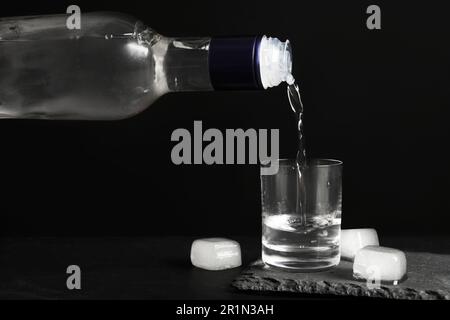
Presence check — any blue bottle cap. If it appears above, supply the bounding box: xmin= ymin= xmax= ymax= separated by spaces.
xmin=209 ymin=36 xmax=264 ymax=90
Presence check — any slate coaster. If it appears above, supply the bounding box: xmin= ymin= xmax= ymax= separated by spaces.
xmin=232 ymin=252 xmax=450 ymax=300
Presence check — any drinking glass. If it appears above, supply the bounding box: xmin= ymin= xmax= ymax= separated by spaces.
xmin=261 ymin=159 xmax=342 ymax=271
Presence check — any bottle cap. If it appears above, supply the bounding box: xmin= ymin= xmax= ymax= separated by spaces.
xmin=258 ymin=35 xmax=294 ymax=88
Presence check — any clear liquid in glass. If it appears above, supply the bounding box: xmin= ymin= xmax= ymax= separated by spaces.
xmin=262 ymin=213 xmax=341 ymax=271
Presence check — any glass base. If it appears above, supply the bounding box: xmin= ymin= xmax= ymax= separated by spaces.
xmin=262 ymin=247 xmax=340 ymax=272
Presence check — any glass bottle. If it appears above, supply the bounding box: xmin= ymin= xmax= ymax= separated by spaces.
xmin=0 ymin=12 xmax=294 ymax=120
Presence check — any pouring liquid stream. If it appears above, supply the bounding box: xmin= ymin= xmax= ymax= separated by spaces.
xmin=287 ymin=80 xmax=307 ymax=225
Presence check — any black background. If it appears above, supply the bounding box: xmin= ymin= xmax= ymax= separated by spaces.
xmin=0 ymin=0 xmax=449 ymax=239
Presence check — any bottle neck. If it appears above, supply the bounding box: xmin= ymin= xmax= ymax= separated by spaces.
xmin=159 ymin=37 xmax=214 ymax=93
xmin=156 ymin=35 xmax=293 ymax=93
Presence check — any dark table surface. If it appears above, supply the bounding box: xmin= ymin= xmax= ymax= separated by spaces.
xmin=0 ymin=235 xmax=448 ymax=299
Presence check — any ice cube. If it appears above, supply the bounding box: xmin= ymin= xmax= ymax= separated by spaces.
xmin=190 ymin=238 xmax=242 ymax=271
xmin=353 ymin=246 xmax=407 ymax=283
xmin=340 ymin=228 xmax=379 ymax=260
